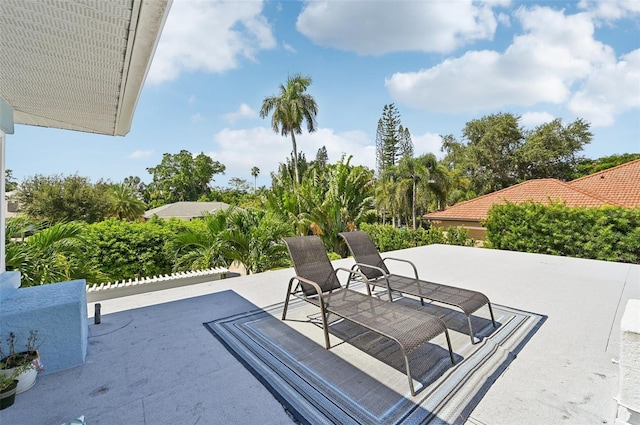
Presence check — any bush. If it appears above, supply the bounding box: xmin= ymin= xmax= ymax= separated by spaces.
xmin=485 ymin=201 xmax=640 ymax=264
xmin=83 ymin=219 xmax=190 ymax=281
xmin=359 ymin=223 xmax=473 ymax=252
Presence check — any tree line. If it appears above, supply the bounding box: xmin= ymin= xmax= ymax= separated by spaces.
xmin=4 ymin=73 xmax=639 ymax=285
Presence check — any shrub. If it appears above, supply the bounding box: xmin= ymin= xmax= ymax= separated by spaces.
xmin=83 ymin=219 xmax=187 ymax=281
xmin=359 ymin=223 xmax=473 ymax=252
xmin=485 ymin=201 xmax=640 ymax=264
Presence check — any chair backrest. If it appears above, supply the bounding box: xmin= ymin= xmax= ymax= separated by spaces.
xmin=283 ymin=236 xmax=342 ymax=296
xmin=339 ymin=231 xmax=389 ymax=279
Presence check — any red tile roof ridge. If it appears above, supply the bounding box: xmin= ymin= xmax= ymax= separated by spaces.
xmin=569 ymin=158 xmax=640 ymax=184
xmin=423 ymin=178 xmax=623 ymax=220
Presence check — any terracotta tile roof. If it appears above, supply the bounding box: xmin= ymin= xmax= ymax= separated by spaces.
xmin=424 ymin=179 xmax=619 ymax=221
xmin=567 ymin=159 xmax=640 ymax=207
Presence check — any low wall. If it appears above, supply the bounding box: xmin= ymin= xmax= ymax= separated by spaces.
xmin=616 ymin=299 xmax=640 ymax=425
xmin=86 ymin=267 xmax=228 ymax=302
xmin=0 ymin=278 xmax=88 ymax=375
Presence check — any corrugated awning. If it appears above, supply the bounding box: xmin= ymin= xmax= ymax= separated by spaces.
xmin=0 ymin=0 xmax=171 ymax=136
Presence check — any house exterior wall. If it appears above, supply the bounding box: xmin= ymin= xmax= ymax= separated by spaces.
xmin=429 ymin=219 xmax=487 ymax=241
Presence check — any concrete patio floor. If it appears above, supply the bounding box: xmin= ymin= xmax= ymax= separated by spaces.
xmin=1 ymin=244 xmax=638 ymax=425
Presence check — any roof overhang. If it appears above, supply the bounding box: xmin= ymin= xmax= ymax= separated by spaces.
xmin=0 ymin=0 xmax=172 ymax=136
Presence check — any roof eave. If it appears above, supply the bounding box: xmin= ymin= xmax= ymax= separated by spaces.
xmin=115 ymin=0 xmax=172 ymax=136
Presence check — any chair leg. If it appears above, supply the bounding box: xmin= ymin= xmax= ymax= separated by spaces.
xmin=281 ymin=279 xmax=294 ymax=320
xmin=488 ymin=302 xmax=497 ymax=328
xmin=467 ymin=315 xmax=476 ymax=344
xmin=444 ymin=328 xmax=456 ymax=365
xmin=320 ymin=308 xmax=331 ymax=349
xmin=403 ymin=352 xmax=416 ymax=396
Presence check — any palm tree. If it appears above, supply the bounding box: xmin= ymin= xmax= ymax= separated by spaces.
xmin=110 ymin=184 xmax=147 ymax=221
xmin=173 ymin=211 xmax=230 ymax=271
xmin=260 ymin=73 xmax=318 ymax=201
xmin=300 ymin=156 xmax=375 ymax=256
xmin=5 ymin=219 xmax=104 ymax=286
xmin=222 ymin=208 xmax=293 ymax=274
xmin=250 ymin=166 xmax=260 ymax=191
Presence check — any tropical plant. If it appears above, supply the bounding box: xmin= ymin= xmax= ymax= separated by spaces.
xmin=109 ymin=184 xmax=147 ymax=221
xmin=5 ymin=220 xmax=102 ymax=286
xmin=260 ymin=73 xmax=318 ymax=209
xmin=173 ymin=211 xmax=231 ymax=271
xmin=300 ymin=156 xmax=375 ymax=256
xmin=222 ymin=208 xmax=293 ymax=274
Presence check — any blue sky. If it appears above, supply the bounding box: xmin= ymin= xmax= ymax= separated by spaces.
xmin=6 ymin=0 xmax=640 ymax=189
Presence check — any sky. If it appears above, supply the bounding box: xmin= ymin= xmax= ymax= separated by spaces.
xmin=5 ymin=0 xmax=640 ymax=189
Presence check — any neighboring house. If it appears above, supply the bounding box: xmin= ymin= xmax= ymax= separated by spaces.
xmin=4 ymin=191 xmax=19 ymax=219
xmin=143 ymin=201 xmax=231 ymax=221
xmin=424 ymin=159 xmax=640 ymax=240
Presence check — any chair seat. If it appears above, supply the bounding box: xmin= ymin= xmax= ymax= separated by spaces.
xmin=319 ymin=288 xmax=449 ymax=354
xmin=371 ymin=274 xmax=490 ymax=316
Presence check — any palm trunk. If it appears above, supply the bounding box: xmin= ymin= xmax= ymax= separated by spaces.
xmin=412 ymin=179 xmax=417 ymax=230
xmin=290 ymin=133 xmax=302 ymax=217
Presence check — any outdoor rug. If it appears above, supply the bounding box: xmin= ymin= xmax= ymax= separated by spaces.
xmin=204 ymin=292 xmax=545 ymax=425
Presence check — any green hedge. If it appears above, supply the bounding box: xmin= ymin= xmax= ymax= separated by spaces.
xmin=359 ymin=223 xmax=474 ymax=252
xmin=485 ymin=201 xmax=640 ymax=264
xmin=82 ymin=218 xmax=191 ymax=282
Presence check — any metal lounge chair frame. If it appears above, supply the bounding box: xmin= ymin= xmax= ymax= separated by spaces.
xmin=339 ymin=231 xmax=497 ymax=344
xmin=282 ymin=235 xmax=455 ymax=396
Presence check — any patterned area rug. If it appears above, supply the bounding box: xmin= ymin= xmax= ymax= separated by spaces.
xmin=204 ymin=293 xmax=545 ymax=425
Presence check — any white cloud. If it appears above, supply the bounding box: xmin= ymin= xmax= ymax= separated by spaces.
xmin=127 ymin=150 xmax=154 ymax=160
xmin=282 ymin=42 xmax=296 ymax=53
xmin=208 ymin=127 xmax=374 ymax=184
xmin=222 ymin=103 xmax=258 ymax=123
xmin=191 ymin=113 xmax=204 ymax=123
xmin=520 ymin=111 xmax=555 ymax=127
xmin=411 ymin=133 xmax=444 ymax=159
xmin=188 ymin=95 xmax=196 ymax=105
xmin=568 ymin=49 xmax=640 ymax=126
xmin=296 ymin=1 xmax=501 ymax=55
xmin=578 ymin=0 xmax=640 ymax=20
xmin=147 ymin=0 xmax=276 ymax=84
xmin=385 ymin=6 xmax=624 ymax=121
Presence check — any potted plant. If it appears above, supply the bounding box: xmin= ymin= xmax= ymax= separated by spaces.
xmin=0 ymin=331 xmax=43 ymax=394
xmin=0 ymin=374 xmax=18 ymax=410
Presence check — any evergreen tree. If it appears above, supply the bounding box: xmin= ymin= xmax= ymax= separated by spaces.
xmin=375 ymin=104 xmax=413 ymax=176
xmin=315 ymin=146 xmax=329 ymax=168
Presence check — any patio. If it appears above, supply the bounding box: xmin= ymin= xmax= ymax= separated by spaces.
xmin=1 ymin=243 xmax=638 ymax=425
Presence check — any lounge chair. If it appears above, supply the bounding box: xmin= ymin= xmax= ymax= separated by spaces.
xmin=282 ymin=235 xmax=455 ymax=396
xmin=339 ymin=231 xmax=496 ymax=344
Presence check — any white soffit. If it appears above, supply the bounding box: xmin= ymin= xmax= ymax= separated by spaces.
xmin=0 ymin=0 xmax=171 ymax=136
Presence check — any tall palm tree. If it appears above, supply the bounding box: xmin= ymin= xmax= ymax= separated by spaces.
xmin=396 ymin=156 xmax=426 ymax=229
xmin=250 ymin=166 xmax=260 ymax=191
xmin=260 ymin=74 xmax=318 ymax=195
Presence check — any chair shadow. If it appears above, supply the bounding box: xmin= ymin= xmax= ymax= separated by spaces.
xmin=374 ymin=291 xmax=502 ymax=341
xmin=308 ymin=314 xmax=461 ymax=389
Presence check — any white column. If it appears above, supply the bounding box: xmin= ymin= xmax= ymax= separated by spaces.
xmin=1 ymin=129 xmax=5 ymax=272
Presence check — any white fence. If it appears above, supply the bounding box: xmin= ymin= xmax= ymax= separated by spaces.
xmin=86 ymin=267 xmax=229 ymax=302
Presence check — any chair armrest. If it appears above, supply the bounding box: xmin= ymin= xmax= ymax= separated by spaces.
xmin=335 ymin=267 xmax=372 ymax=295
xmin=292 ymin=275 xmax=327 ymax=308
xmin=382 ymin=257 xmax=420 ymax=280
